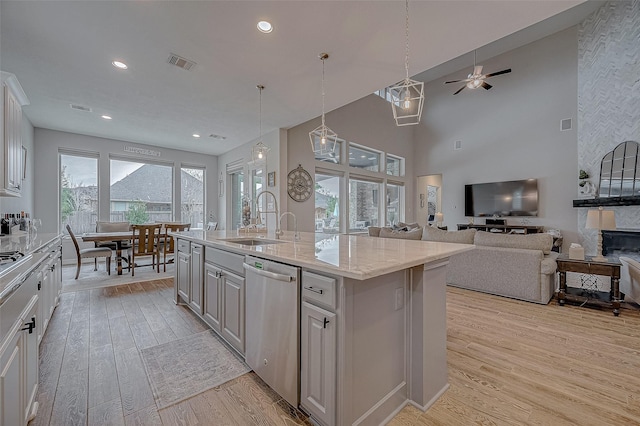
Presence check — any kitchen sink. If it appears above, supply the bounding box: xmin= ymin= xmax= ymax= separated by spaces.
xmin=221 ymin=238 xmax=285 ymax=246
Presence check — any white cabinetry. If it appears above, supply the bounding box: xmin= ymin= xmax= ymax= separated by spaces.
xmin=176 ymin=240 xmax=190 ymax=302
xmin=203 ymin=247 xmax=245 ymax=355
xmin=36 ymin=239 xmax=62 ymax=344
xmin=0 ymin=72 xmax=29 ymax=197
xmin=300 ymin=271 xmax=337 ymax=426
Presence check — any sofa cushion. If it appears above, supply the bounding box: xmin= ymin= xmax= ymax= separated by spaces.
xmin=474 ymin=231 xmax=552 ymax=254
xmin=368 ymin=226 xmax=381 ymax=237
xmin=379 ymin=227 xmax=423 ymax=240
xmin=422 ymin=226 xmax=476 ymax=244
xmin=398 ymin=222 xmax=420 ymax=230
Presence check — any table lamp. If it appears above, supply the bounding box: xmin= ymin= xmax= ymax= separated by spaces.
xmin=585 ymin=206 xmax=616 ymax=262
xmin=435 ymin=212 xmax=444 ymax=228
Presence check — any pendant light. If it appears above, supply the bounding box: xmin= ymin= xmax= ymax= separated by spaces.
xmin=309 ymin=53 xmax=338 ymax=155
xmin=251 ymin=84 xmax=270 ymax=164
xmin=389 ymin=0 xmax=424 ymax=126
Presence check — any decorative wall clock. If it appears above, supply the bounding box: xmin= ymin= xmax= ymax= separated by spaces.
xmin=287 ymin=164 xmax=313 ymax=202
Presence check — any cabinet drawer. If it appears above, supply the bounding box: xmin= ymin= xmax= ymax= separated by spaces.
xmin=205 ymin=247 xmax=244 ymax=276
xmin=177 ymin=239 xmax=190 ymax=253
xmin=302 ymin=271 xmax=336 ymax=311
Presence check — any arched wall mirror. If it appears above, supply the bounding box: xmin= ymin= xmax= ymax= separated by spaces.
xmin=598 ymin=141 xmax=640 ymax=198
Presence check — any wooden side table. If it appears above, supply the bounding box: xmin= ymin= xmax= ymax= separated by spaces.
xmin=556 ymin=254 xmax=621 ymax=316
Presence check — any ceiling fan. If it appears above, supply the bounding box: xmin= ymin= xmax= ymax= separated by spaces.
xmin=445 ymin=51 xmax=511 ymax=95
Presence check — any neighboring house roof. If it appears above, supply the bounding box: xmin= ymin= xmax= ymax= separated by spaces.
xmin=110 ymin=164 xmax=203 ymax=203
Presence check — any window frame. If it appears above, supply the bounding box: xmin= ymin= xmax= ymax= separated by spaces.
xmin=59 ymin=150 xmax=100 ymax=234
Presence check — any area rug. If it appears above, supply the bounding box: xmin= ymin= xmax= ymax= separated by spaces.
xmin=140 ymin=329 xmax=250 ymax=409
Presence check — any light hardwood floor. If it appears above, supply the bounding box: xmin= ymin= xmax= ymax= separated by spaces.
xmin=32 ymin=280 xmax=640 ymax=425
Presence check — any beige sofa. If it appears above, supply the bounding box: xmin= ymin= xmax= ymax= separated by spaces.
xmin=422 ymin=227 xmax=557 ymax=304
xmin=370 ymin=225 xmax=557 ymax=304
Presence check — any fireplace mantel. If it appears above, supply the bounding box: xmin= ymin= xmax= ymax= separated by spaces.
xmin=573 ymin=196 xmax=640 ymax=208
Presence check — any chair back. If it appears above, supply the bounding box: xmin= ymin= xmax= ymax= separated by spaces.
xmin=207 ymin=222 xmax=218 ymax=231
xmin=66 ymin=224 xmax=81 ymax=256
xmin=131 ymin=224 xmax=161 ymax=256
xmin=97 ymin=221 xmax=130 ymax=233
xmin=163 ymin=223 xmax=191 ymax=253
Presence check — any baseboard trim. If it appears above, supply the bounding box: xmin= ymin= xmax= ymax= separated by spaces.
xmin=352 ymin=381 xmax=406 ymax=426
xmin=409 ymin=383 xmax=449 ymax=412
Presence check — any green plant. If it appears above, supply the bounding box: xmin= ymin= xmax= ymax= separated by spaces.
xmin=579 ymin=169 xmax=589 ymax=179
xmin=125 ymin=201 xmax=149 ymax=224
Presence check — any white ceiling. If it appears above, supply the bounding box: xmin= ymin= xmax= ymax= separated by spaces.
xmin=0 ymin=1 xmax=601 ymax=156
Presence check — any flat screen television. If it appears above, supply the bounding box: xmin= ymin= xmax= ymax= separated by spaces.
xmin=465 ymin=179 xmax=538 ymax=217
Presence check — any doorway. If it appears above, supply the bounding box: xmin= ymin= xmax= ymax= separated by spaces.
xmin=417 ymin=174 xmax=442 ymax=226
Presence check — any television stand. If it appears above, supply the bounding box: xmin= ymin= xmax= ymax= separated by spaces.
xmin=457 ymin=224 xmax=543 ymax=234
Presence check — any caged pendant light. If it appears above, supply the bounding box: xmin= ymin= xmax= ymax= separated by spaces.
xmin=309 ymin=53 xmax=338 ymax=155
xmin=389 ymin=0 xmax=424 ymax=126
xmin=251 ymin=84 xmax=270 ymax=164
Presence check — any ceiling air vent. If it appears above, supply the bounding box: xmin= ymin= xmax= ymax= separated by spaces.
xmin=70 ymin=104 xmax=92 ymax=112
xmin=209 ymin=134 xmax=227 ymax=140
xmin=167 ymin=53 xmax=196 ymax=71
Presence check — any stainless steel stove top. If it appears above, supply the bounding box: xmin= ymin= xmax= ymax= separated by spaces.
xmin=0 ymin=251 xmax=27 ymax=276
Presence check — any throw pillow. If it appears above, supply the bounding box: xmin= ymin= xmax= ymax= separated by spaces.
xmin=421 ymin=226 xmax=476 ymax=244
xmin=379 ymin=227 xmax=423 ymax=240
xmin=368 ymin=226 xmax=381 ymax=237
xmin=474 ymin=231 xmax=552 ymax=254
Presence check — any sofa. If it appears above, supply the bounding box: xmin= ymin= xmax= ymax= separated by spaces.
xmin=370 ymin=225 xmax=557 ymax=304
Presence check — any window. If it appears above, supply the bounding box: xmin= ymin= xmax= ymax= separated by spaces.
xmin=110 ymin=159 xmax=173 ymax=224
xmin=386 ymin=183 xmax=404 ymax=226
xmin=349 ymin=178 xmax=380 ymax=232
xmin=315 ymin=139 xmax=343 ymax=164
xmin=230 ymin=170 xmax=244 ymax=230
xmin=386 ymin=154 xmax=404 ymax=177
xmin=181 ymin=166 xmax=205 ymax=229
xmin=349 ymin=144 xmax=380 ymax=172
xmin=315 ymin=173 xmax=341 ymax=234
xmin=60 ymin=153 xmax=98 ymax=234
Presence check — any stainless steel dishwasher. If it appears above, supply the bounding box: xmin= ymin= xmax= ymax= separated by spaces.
xmin=243 ymin=255 xmax=300 ymax=408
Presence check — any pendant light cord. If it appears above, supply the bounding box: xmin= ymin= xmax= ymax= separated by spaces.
xmin=404 ymin=0 xmax=410 ymax=80
xmin=259 ymin=86 xmax=262 ymax=139
xmin=321 ymin=57 xmax=326 ymax=127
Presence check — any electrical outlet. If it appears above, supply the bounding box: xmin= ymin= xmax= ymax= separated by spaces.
xmin=394 ymin=287 xmax=404 ymax=311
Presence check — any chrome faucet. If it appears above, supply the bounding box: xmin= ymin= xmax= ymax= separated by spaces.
xmin=279 ymin=212 xmax=300 ymax=241
xmin=255 ymin=190 xmax=282 ymax=238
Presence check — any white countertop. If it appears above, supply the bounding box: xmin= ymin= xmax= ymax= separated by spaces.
xmin=173 ymin=230 xmax=474 ymax=280
xmin=0 ymin=232 xmax=62 ymax=256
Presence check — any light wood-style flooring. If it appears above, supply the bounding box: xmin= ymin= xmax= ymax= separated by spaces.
xmin=32 ymin=279 xmax=640 ymax=425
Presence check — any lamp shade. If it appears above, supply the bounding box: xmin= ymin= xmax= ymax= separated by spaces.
xmin=585 ymin=208 xmax=616 ymax=230
xmin=435 ymin=212 xmax=444 ymax=223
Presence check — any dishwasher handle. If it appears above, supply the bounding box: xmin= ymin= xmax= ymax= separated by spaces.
xmin=243 ymin=262 xmax=296 ymax=282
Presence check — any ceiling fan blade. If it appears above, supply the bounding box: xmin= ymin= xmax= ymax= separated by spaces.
xmin=481 ymin=82 xmax=492 ymax=90
xmin=484 ymin=68 xmax=511 ymax=78
xmin=445 ymin=79 xmax=465 ymax=84
xmin=453 ymin=86 xmax=466 ymax=95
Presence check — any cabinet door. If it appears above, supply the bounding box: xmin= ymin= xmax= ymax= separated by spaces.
xmin=1 ymin=329 xmax=23 ymax=426
xmin=203 ymin=263 xmax=222 ymax=332
xmin=189 ymin=244 xmax=203 ymax=314
xmin=4 ymin=84 xmax=22 ymax=193
xmin=221 ymin=270 xmax=245 ymax=355
xmin=23 ymin=298 xmax=39 ymax=423
xmin=177 ymin=251 xmax=190 ymax=301
xmin=300 ymin=301 xmax=336 ymax=426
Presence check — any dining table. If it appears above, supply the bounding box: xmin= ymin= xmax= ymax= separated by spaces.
xmin=81 ymin=231 xmax=134 ymax=275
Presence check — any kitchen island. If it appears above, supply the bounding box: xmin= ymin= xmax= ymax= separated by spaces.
xmin=172 ymin=230 xmax=473 ymax=426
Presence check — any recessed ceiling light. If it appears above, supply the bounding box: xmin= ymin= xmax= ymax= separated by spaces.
xmin=193 ymin=134 xmax=201 ymax=138
xmin=257 ymin=21 xmax=273 ymax=33
xmin=360 ymin=155 xmax=366 ymax=158
xmin=101 ymin=115 xmax=112 ymax=120
xmin=112 ymin=60 xmax=128 ymax=70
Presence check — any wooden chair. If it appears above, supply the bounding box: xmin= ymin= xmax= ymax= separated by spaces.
xmin=128 ymin=224 xmax=161 ymax=276
xmin=96 ymin=221 xmax=132 ymax=265
xmin=158 ymin=223 xmax=191 ymax=272
xmin=66 ymin=224 xmax=112 ymax=279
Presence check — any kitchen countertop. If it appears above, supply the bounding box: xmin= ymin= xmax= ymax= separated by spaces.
xmin=0 ymin=232 xmax=62 ymax=255
xmin=173 ymin=230 xmax=474 ymax=280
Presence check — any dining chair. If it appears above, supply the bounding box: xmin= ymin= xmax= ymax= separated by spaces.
xmin=66 ymin=224 xmax=112 ymax=279
xmin=96 ymin=221 xmax=132 ymax=265
xmin=207 ymin=221 xmax=218 ymax=231
xmin=158 ymin=223 xmax=191 ymax=272
xmin=128 ymin=224 xmax=162 ymax=276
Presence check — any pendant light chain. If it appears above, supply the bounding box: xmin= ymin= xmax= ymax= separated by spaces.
xmin=259 ymin=85 xmax=263 ymax=139
xmin=404 ymin=0 xmax=410 ymax=80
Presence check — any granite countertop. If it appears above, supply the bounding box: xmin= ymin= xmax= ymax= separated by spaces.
xmin=172 ymin=230 xmax=474 ymax=280
xmin=0 ymin=232 xmax=62 ymax=255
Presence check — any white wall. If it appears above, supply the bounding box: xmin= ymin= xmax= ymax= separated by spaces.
xmin=33 ymin=128 xmax=218 ymax=235
xmin=414 ymin=27 xmax=580 ymax=249
xmin=0 ymin=116 xmax=35 ymax=215
xmin=286 ymin=94 xmax=415 ymax=232
xmin=216 ymin=128 xmax=287 ymax=231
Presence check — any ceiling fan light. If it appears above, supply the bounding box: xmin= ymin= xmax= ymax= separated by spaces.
xmin=467 ymin=79 xmax=482 ymax=89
